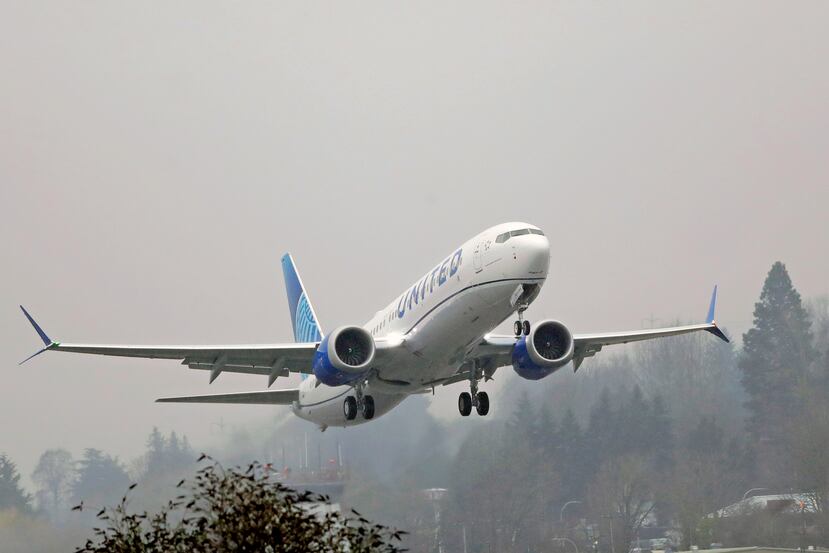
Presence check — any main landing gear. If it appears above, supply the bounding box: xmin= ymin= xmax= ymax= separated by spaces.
xmin=458 ymin=366 xmax=490 ymax=417
xmin=513 ymin=305 xmax=531 ymax=336
xmin=343 ymin=383 xmax=374 ymax=421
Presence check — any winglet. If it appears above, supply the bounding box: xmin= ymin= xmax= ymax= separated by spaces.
xmin=706 ymin=285 xmax=718 ymax=324
xmin=703 ymin=286 xmax=730 ymax=343
xmin=19 ymin=306 xmax=58 ymax=364
xmin=20 ymin=305 xmax=51 ymax=345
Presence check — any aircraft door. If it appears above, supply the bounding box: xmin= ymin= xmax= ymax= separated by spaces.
xmin=473 ymin=242 xmax=483 ymax=272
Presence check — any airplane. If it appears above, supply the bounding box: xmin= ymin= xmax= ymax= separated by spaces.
xmin=20 ymin=222 xmax=729 ymax=429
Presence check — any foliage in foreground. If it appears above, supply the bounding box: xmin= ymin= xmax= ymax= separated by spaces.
xmin=76 ymin=455 xmax=405 ymax=553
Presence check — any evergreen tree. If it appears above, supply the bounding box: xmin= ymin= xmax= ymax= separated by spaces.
xmin=739 ymin=262 xmax=815 ymax=480
xmin=71 ymin=449 xmax=130 ymax=507
xmin=557 ymin=407 xmax=586 ymax=500
xmin=0 ymin=453 xmax=32 ymax=513
xmin=535 ymin=404 xmax=558 ymax=456
xmin=507 ymin=391 xmax=538 ymax=446
xmin=144 ymin=427 xmax=166 ymax=477
xmin=585 ymin=387 xmax=616 ymax=478
xmin=618 ymin=385 xmax=651 ymax=454
xmin=143 ymin=428 xmax=195 ymax=479
xmin=648 ymin=394 xmax=674 ymax=470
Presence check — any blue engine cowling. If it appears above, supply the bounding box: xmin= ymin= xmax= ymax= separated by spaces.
xmin=313 ymin=325 xmax=376 ymax=387
xmin=512 ymin=320 xmax=575 ymax=380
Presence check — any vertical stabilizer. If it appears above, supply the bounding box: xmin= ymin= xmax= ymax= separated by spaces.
xmin=281 ymin=254 xmax=323 ymax=343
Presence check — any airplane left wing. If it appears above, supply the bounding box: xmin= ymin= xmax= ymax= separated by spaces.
xmin=470 ymin=286 xmax=729 ymax=375
xmin=19 ymin=306 xmax=316 ymax=385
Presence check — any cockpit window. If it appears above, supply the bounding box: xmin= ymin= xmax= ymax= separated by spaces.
xmin=496 ymin=228 xmax=543 ymax=243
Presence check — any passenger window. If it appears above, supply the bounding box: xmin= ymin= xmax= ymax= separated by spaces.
xmin=510 ymin=228 xmax=530 ymax=237
xmin=496 ymin=232 xmax=510 ymax=243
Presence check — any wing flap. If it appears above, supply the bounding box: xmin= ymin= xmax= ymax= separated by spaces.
xmin=156 ymin=389 xmax=299 ymax=405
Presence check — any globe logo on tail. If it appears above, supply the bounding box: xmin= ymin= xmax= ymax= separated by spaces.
xmin=295 ymin=293 xmax=321 ymax=343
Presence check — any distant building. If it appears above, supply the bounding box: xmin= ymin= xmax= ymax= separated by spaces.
xmin=708 ymin=494 xmax=820 ymax=519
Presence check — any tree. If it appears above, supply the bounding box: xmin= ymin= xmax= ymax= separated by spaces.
xmin=668 ymin=417 xmax=748 ymax=548
xmin=31 ymin=448 xmax=74 ymax=521
xmin=143 ymin=427 xmax=195 ymax=479
xmin=739 ymin=262 xmax=816 ymax=483
xmin=0 ymin=454 xmax=31 ymax=513
xmin=588 ymin=454 xmax=654 ymax=553
xmin=556 ymin=408 xmax=586 ymax=502
xmin=632 ymin=327 xmax=741 ymax=438
xmin=648 ymin=395 xmax=674 ymax=471
xmin=71 ymin=449 xmax=130 ymax=508
xmin=77 ymin=457 xmax=405 ymax=552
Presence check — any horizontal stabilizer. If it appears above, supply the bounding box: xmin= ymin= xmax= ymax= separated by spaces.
xmin=156 ymin=388 xmax=299 ymax=405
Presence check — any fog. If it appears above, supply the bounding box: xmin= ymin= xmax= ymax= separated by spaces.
xmin=1 ymin=1 xmax=828 ymax=551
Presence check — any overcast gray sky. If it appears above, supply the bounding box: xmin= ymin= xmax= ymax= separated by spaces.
xmin=2 ymin=1 xmax=827 ymax=484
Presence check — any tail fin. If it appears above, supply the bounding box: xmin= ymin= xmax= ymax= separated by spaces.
xmin=281 ymin=254 xmax=323 ymax=343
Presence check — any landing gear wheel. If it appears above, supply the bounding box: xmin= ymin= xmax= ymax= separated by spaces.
xmin=475 ymin=392 xmax=490 ymax=416
xmin=522 ymin=320 xmax=531 ymax=336
xmin=362 ymin=395 xmax=375 ymax=420
xmin=343 ymin=396 xmax=358 ymax=421
xmin=458 ymin=392 xmax=472 ymax=417
xmin=514 ymin=320 xmax=522 ymax=336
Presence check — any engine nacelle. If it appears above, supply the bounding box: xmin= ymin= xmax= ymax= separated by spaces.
xmin=512 ymin=320 xmax=575 ymax=380
xmin=313 ymin=326 xmax=376 ymax=386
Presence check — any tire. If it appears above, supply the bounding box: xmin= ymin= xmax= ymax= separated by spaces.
xmin=476 ymin=391 xmax=490 ymax=416
xmin=458 ymin=392 xmax=472 ymax=416
xmin=362 ymin=395 xmax=375 ymax=420
xmin=343 ymin=396 xmax=358 ymax=420
xmin=514 ymin=321 xmax=522 ymax=336
xmin=522 ymin=320 xmax=531 ymax=336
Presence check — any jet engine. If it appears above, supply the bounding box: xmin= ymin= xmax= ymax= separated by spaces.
xmin=313 ymin=326 xmax=376 ymax=386
xmin=511 ymin=320 xmax=574 ymax=380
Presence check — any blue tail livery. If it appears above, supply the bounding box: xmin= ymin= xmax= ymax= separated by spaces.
xmin=281 ymin=254 xmax=323 ymax=343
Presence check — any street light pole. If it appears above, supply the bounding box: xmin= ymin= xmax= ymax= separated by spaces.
xmin=561 ymin=500 xmax=583 ymax=523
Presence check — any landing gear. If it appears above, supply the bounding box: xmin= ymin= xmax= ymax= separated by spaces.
xmin=458 ymin=392 xmax=472 ymax=416
xmin=343 ymin=396 xmax=358 ymax=420
xmin=362 ymin=395 xmax=375 ymax=419
xmin=345 ymin=382 xmax=375 ymax=421
xmin=514 ymin=306 xmax=530 ymax=336
xmin=476 ymin=391 xmax=489 ymax=416
xmin=458 ymin=364 xmax=490 ymax=417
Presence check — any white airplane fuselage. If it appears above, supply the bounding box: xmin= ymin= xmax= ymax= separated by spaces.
xmin=292 ymin=222 xmax=550 ymax=427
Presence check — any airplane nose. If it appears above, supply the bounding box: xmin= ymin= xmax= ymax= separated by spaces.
xmin=517 ymin=235 xmax=550 ymax=277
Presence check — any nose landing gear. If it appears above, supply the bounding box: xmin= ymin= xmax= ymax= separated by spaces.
xmin=513 ymin=306 xmax=531 ymax=336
